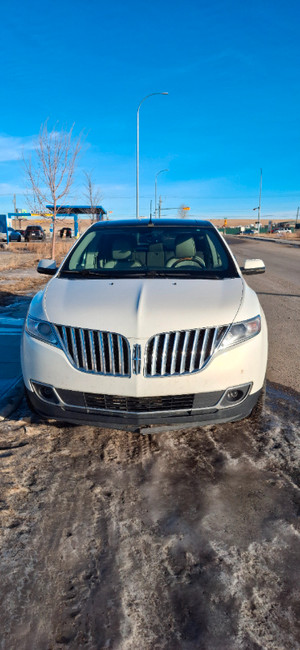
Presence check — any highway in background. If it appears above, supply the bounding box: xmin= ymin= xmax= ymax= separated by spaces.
xmin=226 ymin=236 xmax=300 ymax=392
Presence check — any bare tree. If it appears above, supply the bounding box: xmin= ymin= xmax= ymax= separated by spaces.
xmin=177 ymin=204 xmax=190 ymax=219
xmin=83 ymin=171 xmax=102 ymax=223
xmin=24 ymin=121 xmax=82 ymax=258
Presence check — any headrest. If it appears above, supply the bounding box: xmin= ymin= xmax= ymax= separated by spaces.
xmin=148 ymin=242 xmax=163 ymax=252
xmin=175 ymin=235 xmax=196 ymax=258
xmin=112 ymin=236 xmax=133 ymax=260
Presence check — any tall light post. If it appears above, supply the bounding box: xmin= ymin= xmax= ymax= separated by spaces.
xmin=253 ymin=168 xmax=262 ymax=231
xmin=155 ymin=169 xmax=168 ymax=218
xmin=136 ymin=92 xmax=168 ymax=219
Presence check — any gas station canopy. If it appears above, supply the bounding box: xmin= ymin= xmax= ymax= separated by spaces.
xmin=46 ymin=205 xmax=106 ymax=217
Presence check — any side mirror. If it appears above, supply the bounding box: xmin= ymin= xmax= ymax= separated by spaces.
xmin=37 ymin=259 xmax=58 ymax=275
xmin=240 ymin=259 xmax=265 ymax=275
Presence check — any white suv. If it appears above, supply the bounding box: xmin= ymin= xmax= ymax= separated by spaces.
xmin=21 ymin=219 xmax=268 ymax=431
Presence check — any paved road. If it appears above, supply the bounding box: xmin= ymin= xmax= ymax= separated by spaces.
xmin=226 ymin=236 xmax=300 ymax=392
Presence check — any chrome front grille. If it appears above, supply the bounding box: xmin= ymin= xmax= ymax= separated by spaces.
xmin=145 ymin=327 xmax=228 ymax=377
xmin=55 ymin=325 xmax=130 ymax=376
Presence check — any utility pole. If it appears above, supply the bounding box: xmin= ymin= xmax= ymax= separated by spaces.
xmin=13 ymin=194 xmax=17 ymax=229
xmin=296 ymin=206 xmax=299 ymax=225
xmin=253 ymin=168 xmax=262 ymax=231
xmin=150 ymin=200 xmax=152 ymax=220
xmin=258 ymin=168 xmax=262 ymax=232
xmin=159 ymin=195 xmax=162 ymax=218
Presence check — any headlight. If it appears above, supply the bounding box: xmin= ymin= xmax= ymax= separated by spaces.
xmin=25 ymin=316 xmax=61 ymax=347
xmin=219 ymin=315 xmax=261 ymax=350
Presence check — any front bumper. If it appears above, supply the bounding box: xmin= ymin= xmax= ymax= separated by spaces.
xmin=26 ymin=384 xmax=261 ymax=431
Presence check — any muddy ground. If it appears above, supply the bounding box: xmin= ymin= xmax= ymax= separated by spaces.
xmin=0 ymin=243 xmax=300 ymax=649
xmin=0 ymin=386 xmax=300 ymax=650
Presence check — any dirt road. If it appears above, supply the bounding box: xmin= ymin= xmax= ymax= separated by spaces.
xmin=0 ymin=385 xmax=300 ymax=650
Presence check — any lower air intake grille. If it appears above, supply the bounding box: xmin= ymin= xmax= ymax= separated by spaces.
xmin=145 ymin=326 xmax=227 ymax=377
xmin=55 ymin=325 xmax=130 ymax=376
xmin=85 ymin=393 xmax=195 ymax=413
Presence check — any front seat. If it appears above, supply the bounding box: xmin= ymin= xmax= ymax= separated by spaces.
xmin=104 ymin=236 xmax=142 ymax=269
xmin=166 ymin=235 xmax=205 ymax=268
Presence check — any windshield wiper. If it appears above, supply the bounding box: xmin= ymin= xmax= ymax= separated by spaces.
xmin=59 ymin=269 xmax=108 ymax=277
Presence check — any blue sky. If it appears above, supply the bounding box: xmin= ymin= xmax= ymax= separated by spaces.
xmin=0 ymin=0 xmax=299 ymax=220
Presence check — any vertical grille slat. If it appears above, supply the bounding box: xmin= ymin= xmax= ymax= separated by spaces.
xmin=55 ymin=325 xmax=130 ymax=376
xmin=189 ymin=328 xmax=200 ymax=372
xmin=79 ymin=329 xmax=89 ymax=370
xmin=70 ymin=327 xmax=80 ymax=367
xmin=200 ymin=328 xmax=210 ymax=368
xmin=88 ymin=331 xmax=97 ymax=372
xmin=151 ymin=336 xmax=159 ymax=376
xmin=146 ymin=325 xmax=224 ymax=377
xmin=180 ymin=331 xmax=189 ymax=374
xmin=170 ymin=331 xmax=180 ymax=375
xmin=211 ymin=327 xmax=219 ymax=355
xmin=97 ymin=332 xmax=105 ymax=373
xmin=118 ymin=335 xmax=124 ymax=375
xmin=108 ymin=333 xmax=115 ymax=375
xmin=161 ymin=333 xmax=170 ymax=376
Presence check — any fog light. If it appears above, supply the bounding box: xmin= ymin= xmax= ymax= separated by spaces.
xmin=32 ymin=382 xmax=59 ymax=404
xmin=41 ymin=386 xmax=55 ymax=400
xmin=220 ymin=384 xmax=251 ymax=408
xmin=226 ymin=389 xmax=244 ymax=402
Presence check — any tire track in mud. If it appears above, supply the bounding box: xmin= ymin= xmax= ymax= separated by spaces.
xmin=0 ymin=387 xmax=299 ymax=650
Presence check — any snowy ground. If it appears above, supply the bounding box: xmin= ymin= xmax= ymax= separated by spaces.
xmin=0 ymin=386 xmax=299 ymax=650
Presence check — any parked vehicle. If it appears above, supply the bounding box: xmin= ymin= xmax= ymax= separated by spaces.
xmin=0 ymin=227 xmax=22 ymax=242
xmin=22 ymin=219 xmax=268 ymax=431
xmin=60 ymin=227 xmax=72 ymax=238
xmin=24 ymin=225 xmax=46 ymax=241
xmin=273 ymin=228 xmax=292 ymax=235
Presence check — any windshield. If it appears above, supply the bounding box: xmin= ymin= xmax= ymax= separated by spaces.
xmin=60 ymin=225 xmax=238 ymax=279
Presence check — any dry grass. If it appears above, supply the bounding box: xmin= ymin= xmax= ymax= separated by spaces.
xmin=0 ymin=240 xmax=74 ymax=272
xmin=0 ymin=276 xmax=48 ymax=297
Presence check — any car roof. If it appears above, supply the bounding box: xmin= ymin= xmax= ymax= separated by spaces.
xmin=91 ymin=218 xmax=214 ymax=229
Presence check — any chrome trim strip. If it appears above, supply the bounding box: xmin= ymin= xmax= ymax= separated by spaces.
xmin=79 ymin=329 xmax=88 ymax=370
xmin=118 ymin=335 xmax=124 ymax=375
xmin=108 ymin=333 xmax=115 ymax=375
xmin=211 ymin=327 xmax=219 ymax=355
xmin=200 ymin=328 xmax=210 ymax=368
xmin=151 ymin=336 xmax=159 ymax=376
xmin=170 ymin=331 xmax=180 ymax=375
xmin=98 ymin=331 xmax=106 ymax=373
xmin=89 ymin=330 xmax=97 ymax=372
xmin=189 ymin=329 xmax=200 ymax=372
xmin=180 ymin=330 xmax=189 ymax=374
xmin=61 ymin=325 xmax=69 ymax=352
xmin=70 ymin=327 xmax=80 ymax=366
xmin=161 ymin=333 xmax=170 ymax=375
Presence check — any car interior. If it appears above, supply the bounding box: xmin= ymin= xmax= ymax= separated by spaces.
xmin=65 ymin=227 xmax=232 ymax=274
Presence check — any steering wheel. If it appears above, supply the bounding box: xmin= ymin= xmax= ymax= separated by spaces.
xmin=169 ymin=256 xmax=205 ymax=268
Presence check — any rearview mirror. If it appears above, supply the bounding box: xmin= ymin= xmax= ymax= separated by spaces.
xmin=240 ymin=259 xmax=265 ymax=275
xmin=37 ymin=259 xmax=58 ymax=275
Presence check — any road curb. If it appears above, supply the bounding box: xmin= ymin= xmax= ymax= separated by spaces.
xmin=237 ymin=235 xmax=300 ymax=247
xmin=0 ymin=376 xmax=24 ymax=421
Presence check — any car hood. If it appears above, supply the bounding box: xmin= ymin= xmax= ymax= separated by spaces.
xmin=42 ymin=277 xmax=244 ymax=340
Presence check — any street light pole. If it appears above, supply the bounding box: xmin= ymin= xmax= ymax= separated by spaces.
xmin=258 ymin=168 xmax=262 ymax=231
xmin=136 ymin=92 xmax=168 ymax=220
xmin=155 ymin=169 xmax=168 ymax=218
xmin=253 ymin=168 xmax=262 ymax=231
